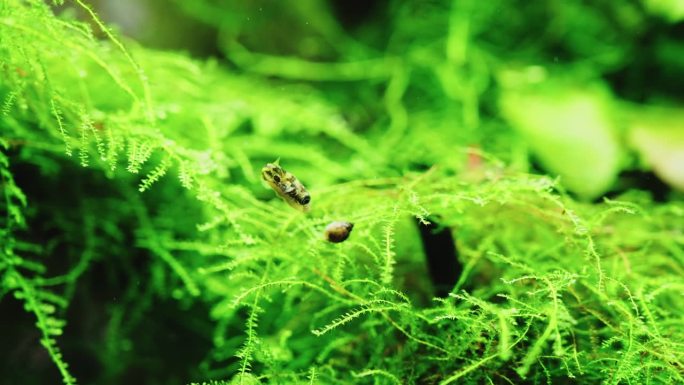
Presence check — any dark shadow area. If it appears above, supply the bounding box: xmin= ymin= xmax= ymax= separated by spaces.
xmin=415 ymin=217 xmax=462 ymax=298
xmin=3 ymin=152 xmax=213 ymax=385
xmin=604 ymin=19 xmax=684 ymax=103
xmin=600 ymin=170 xmax=672 ymax=203
xmin=329 ymin=0 xmax=388 ymax=30
xmin=0 ymin=297 xmax=62 ymax=385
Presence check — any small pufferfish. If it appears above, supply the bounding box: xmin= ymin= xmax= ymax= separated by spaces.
xmin=261 ymin=160 xmax=311 ymax=212
xmin=324 ymin=221 xmax=354 ymax=243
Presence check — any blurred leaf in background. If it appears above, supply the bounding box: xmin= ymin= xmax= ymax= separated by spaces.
xmin=628 ymin=105 xmax=684 ymax=190
xmin=499 ymin=72 xmax=623 ymax=199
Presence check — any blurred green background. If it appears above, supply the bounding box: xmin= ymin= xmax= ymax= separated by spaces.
xmin=84 ymin=0 xmax=684 ymax=199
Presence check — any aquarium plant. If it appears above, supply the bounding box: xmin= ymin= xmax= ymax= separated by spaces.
xmin=1 ymin=1 xmax=683 ymax=384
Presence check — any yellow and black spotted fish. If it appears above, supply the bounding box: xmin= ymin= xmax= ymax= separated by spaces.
xmin=261 ymin=160 xmax=311 ymax=212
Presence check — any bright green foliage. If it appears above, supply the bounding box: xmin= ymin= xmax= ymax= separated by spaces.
xmin=1 ymin=1 xmax=683 ymax=385
xmin=643 ymin=0 xmax=684 ymax=22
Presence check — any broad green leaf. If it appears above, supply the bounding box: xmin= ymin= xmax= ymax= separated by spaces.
xmin=628 ymin=106 xmax=684 ymax=191
xmin=500 ymin=78 xmax=621 ymax=199
xmin=643 ymin=0 xmax=684 ymax=22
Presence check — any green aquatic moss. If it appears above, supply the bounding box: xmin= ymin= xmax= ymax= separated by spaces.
xmin=1 ymin=1 xmax=683 ymax=384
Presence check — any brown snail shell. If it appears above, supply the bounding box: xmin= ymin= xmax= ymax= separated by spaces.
xmin=324 ymin=221 xmax=354 ymax=243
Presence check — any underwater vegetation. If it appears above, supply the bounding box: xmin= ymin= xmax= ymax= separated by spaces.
xmin=1 ymin=0 xmax=684 ymax=384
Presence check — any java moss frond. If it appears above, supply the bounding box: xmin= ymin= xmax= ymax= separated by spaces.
xmin=1 ymin=1 xmax=684 ymax=385
xmin=1 ymin=141 xmax=75 ymax=384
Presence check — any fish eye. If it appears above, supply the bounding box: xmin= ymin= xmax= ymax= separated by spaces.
xmin=300 ymin=196 xmax=310 ymax=204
